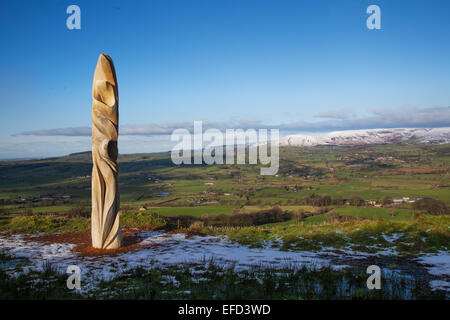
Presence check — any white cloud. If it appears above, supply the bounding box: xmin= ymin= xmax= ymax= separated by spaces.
xmin=4 ymin=106 xmax=449 ymax=159
xmin=16 ymin=106 xmax=450 ymax=137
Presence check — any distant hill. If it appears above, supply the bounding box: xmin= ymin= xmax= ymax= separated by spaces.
xmin=68 ymin=151 xmax=91 ymax=156
xmin=278 ymin=127 xmax=450 ymax=147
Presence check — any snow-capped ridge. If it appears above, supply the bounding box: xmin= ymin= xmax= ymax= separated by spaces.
xmin=279 ymin=127 xmax=450 ymax=147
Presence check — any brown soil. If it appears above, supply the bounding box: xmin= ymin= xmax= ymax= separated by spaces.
xmin=22 ymin=227 xmax=164 ymax=257
xmin=20 ymin=227 xmax=204 ymax=257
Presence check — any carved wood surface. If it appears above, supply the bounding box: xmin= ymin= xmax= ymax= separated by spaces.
xmin=91 ymin=54 xmax=121 ymax=249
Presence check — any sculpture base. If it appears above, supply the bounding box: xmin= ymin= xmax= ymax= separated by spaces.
xmin=92 ymin=234 xmax=122 ymax=249
xmin=91 ymin=218 xmax=122 ymax=249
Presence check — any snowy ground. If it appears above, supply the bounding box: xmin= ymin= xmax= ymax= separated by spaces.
xmin=417 ymin=252 xmax=450 ymax=291
xmin=0 ymin=230 xmax=449 ymax=294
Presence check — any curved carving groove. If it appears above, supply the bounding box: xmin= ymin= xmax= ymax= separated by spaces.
xmin=91 ymin=54 xmax=121 ymax=249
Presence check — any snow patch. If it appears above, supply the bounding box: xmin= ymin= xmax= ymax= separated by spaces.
xmin=2 ymin=232 xmax=449 ymax=293
xmin=417 ymin=251 xmax=450 ymax=277
xmin=0 ymin=232 xmax=345 ymax=292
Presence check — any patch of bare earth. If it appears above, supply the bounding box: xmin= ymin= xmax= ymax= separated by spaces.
xmin=21 ymin=228 xmax=204 ymax=258
xmin=22 ymin=227 xmax=161 ymax=257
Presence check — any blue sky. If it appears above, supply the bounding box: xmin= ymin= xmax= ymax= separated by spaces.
xmin=1 ymin=0 xmax=450 ymax=158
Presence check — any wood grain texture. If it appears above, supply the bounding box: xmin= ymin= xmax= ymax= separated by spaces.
xmin=91 ymin=54 xmax=122 ymax=249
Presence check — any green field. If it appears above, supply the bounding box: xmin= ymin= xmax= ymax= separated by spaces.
xmin=335 ymin=207 xmax=413 ymax=221
xmin=149 ymin=206 xmax=234 ymax=217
